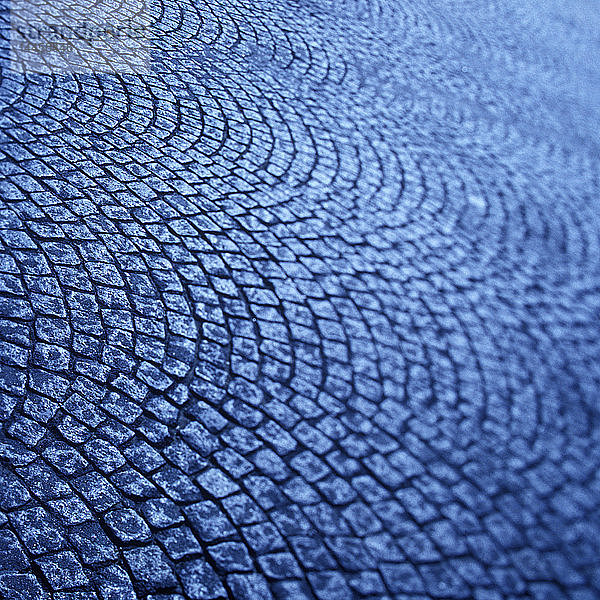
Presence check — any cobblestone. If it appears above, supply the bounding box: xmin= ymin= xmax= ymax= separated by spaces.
xmin=0 ymin=0 xmax=599 ymax=598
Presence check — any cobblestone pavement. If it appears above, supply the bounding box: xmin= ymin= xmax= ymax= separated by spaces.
xmin=0 ymin=0 xmax=600 ymax=598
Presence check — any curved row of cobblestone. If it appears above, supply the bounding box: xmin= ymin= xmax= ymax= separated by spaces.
xmin=0 ymin=0 xmax=599 ymax=599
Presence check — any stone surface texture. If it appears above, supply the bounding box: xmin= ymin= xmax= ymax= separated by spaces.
xmin=0 ymin=0 xmax=599 ymax=599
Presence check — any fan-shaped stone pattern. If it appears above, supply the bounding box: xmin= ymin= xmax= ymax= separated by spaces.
xmin=0 ymin=0 xmax=599 ymax=598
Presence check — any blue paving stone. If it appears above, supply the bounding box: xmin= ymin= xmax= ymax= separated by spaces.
xmin=380 ymin=562 xmax=426 ymax=594
xmin=10 ymin=507 xmax=66 ymax=555
xmin=0 ymin=574 xmax=48 ymax=600
xmin=271 ymin=581 xmax=314 ymax=600
xmin=153 ymin=466 xmax=203 ymax=502
xmin=307 ymin=571 xmax=352 ymax=600
xmin=123 ymin=438 xmax=165 ymax=472
xmin=289 ymin=535 xmax=336 ymax=570
xmin=35 ymin=551 xmax=89 ymax=590
xmin=142 ymin=497 xmax=185 ymax=529
xmin=73 ymin=472 xmax=121 ymax=511
xmin=185 ymin=501 xmax=237 ymax=542
xmin=104 ymin=508 xmax=152 ymax=543
xmin=158 ymin=526 xmax=204 ymax=560
xmin=69 ymin=521 xmax=118 ymax=565
xmin=0 ymin=529 xmax=28 ymax=571
xmin=0 ymin=1 xmax=599 ymax=598
xmin=94 ymin=565 xmax=137 ymax=600
xmin=84 ymin=438 xmax=126 ymax=473
xmin=214 ymin=448 xmax=254 ymax=479
xmin=0 ymin=466 xmax=31 ymax=509
xmin=326 ymin=536 xmax=377 ymax=570
xmin=257 ymin=553 xmax=303 ymax=579
xmin=227 ymin=573 xmax=273 ymax=600
xmin=222 ymin=493 xmax=265 ymax=525
xmin=181 ymin=422 xmax=221 ymax=456
xmin=271 ymin=505 xmax=314 ymax=537
xmin=48 ymin=496 xmax=94 ymax=526
xmin=244 ymin=475 xmax=286 ymax=510
xmin=195 ymin=467 xmax=239 ymax=498
xmin=124 ymin=546 xmax=178 ymax=593
xmin=111 ymin=467 xmax=158 ymax=499
xmin=178 ymin=560 xmax=226 ymax=600
xmin=242 ymin=522 xmax=287 ymax=554
xmin=208 ymin=542 xmax=254 ymax=572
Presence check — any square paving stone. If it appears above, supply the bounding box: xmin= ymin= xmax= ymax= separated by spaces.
xmin=179 ymin=559 xmax=226 ymax=600
xmin=124 ymin=546 xmax=178 ymax=593
xmin=36 ymin=551 xmax=88 ymax=590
